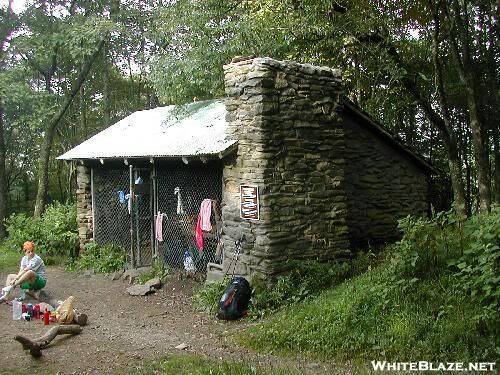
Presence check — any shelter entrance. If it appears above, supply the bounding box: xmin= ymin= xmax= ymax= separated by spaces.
xmin=155 ymin=162 xmax=223 ymax=273
xmin=92 ymin=162 xmax=223 ymax=272
xmin=92 ymin=165 xmax=154 ymax=267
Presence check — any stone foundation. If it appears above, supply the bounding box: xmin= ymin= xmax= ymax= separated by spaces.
xmin=76 ymin=165 xmax=93 ymax=253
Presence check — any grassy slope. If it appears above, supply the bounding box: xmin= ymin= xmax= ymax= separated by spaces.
xmin=238 ymin=264 xmax=498 ymax=363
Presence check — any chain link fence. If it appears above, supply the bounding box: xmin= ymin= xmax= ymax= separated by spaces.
xmin=93 ymin=167 xmax=132 ymax=261
xmin=156 ymin=162 xmax=223 ymax=273
xmin=92 ymin=162 xmax=223 ymax=272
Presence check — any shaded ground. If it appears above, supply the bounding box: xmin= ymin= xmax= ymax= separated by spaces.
xmin=0 ymin=267 xmax=352 ymax=375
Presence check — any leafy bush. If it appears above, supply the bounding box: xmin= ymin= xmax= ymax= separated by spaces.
xmin=192 ymin=282 xmax=227 ymax=313
xmin=5 ymin=202 xmax=78 ymax=258
xmin=69 ymin=242 xmax=127 ymax=273
xmin=391 ymin=208 xmax=499 ymax=324
xmin=391 ymin=209 xmax=462 ymax=279
xmin=452 ymin=208 xmax=500 ymax=325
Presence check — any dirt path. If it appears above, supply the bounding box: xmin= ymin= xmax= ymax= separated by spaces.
xmin=0 ymin=267 xmax=350 ymax=374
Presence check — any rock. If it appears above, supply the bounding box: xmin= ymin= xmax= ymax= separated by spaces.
xmin=110 ymin=271 xmax=124 ymax=281
xmin=143 ymin=277 xmax=162 ymax=290
xmin=126 ymin=284 xmax=154 ymax=296
xmin=175 ymin=343 xmax=188 ymax=350
xmin=121 ymin=267 xmax=151 ymax=284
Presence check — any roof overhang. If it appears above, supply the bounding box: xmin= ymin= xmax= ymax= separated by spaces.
xmin=57 ymin=99 xmax=237 ymax=162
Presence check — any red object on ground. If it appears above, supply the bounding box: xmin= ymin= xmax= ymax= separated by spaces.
xmin=43 ymin=309 xmax=49 ymax=325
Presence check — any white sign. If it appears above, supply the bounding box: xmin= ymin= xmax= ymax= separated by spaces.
xmin=240 ymin=185 xmax=259 ymax=220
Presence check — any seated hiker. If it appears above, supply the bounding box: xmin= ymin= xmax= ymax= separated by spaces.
xmin=1 ymin=241 xmax=46 ymax=301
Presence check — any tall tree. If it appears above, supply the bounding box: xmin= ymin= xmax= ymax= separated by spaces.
xmin=0 ymin=0 xmax=18 ymax=237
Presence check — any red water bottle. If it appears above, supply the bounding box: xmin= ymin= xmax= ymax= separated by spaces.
xmin=43 ymin=309 xmax=49 ymax=325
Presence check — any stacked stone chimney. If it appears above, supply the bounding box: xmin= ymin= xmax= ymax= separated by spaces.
xmin=221 ymin=57 xmax=350 ymax=279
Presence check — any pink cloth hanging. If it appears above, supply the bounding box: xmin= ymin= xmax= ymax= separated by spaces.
xmin=155 ymin=212 xmax=164 ymax=242
xmin=195 ymin=215 xmax=204 ymax=251
xmin=199 ymin=199 xmax=212 ymax=231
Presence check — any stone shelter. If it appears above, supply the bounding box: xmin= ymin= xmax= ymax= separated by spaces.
xmin=58 ymin=57 xmax=434 ymax=281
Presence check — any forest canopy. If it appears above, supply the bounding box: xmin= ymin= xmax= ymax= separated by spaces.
xmin=0 ymin=0 xmax=498 ymax=237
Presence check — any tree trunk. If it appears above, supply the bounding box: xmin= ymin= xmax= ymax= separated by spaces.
xmin=494 ymin=124 xmax=500 ymax=204
xmin=34 ymin=39 xmax=105 ymax=218
xmin=429 ymin=4 xmax=468 ymax=217
xmin=375 ymin=34 xmax=468 ymax=218
xmin=0 ymin=107 xmax=7 ymax=238
xmin=445 ymin=0 xmax=492 ymax=212
xmin=103 ymin=41 xmax=111 ymax=127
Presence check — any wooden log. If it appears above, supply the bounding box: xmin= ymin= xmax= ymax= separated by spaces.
xmin=14 ymin=324 xmax=82 ymax=358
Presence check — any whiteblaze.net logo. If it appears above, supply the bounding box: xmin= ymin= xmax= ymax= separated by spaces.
xmin=371 ymin=361 xmax=496 ymax=372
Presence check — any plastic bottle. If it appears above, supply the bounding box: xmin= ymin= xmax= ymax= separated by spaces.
xmin=43 ymin=308 xmax=49 ymax=325
xmin=27 ymin=303 xmax=33 ymax=317
xmin=12 ymin=300 xmax=22 ymax=320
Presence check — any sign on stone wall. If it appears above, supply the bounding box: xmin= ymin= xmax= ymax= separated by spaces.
xmin=240 ymin=184 xmax=259 ymax=220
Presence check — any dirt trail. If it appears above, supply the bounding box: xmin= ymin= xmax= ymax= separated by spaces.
xmin=0 ymin=267 xmax=350 ymax=374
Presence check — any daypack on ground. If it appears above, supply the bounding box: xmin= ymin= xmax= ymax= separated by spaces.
xmin=216 ymin=277 xmax=251 ymax=320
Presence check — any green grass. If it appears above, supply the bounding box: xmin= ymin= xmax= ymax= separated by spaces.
xmin=0 ymin=242 xmax=21 ymax=271
xmin=238 ymin=264 xmax=499 ymax=363
xmin=130 ymin=354 xmax=300 ymax=375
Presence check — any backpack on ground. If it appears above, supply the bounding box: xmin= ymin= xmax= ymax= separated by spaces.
xmin=216 ymin=277 xmax=251 ymax=320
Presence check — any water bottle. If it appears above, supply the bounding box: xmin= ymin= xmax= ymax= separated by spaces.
xmin=12 ymin=300 xmax=22 ymax=320
xmin=27 ymin=303 xmax=33 ymax=318
xmin=43 ymin=309 xmax=50 ymax=325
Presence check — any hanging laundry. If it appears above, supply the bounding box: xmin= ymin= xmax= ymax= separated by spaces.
xmin=124 ymin=193 xmax=138 ymax=214
xmin=118 ymin=191 xmax=126 ymax=204
xmin=195 ymin=215 xmax=204 ymax=251
xmin=125 ymin=194 xmax=131 ymax=214
xmin=155 ymin=212 xmax=165 ymax=242
xmin=199 ymin=199 xmax=212 ymax=231
xmin=174 ymin=187 xmax=185 ymax=215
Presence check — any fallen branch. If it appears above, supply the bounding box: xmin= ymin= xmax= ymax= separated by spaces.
xmin=14 ymin=324 xmax=82 ymax=358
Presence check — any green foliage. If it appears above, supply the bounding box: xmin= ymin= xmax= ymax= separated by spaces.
xmin=452 ymin=209 xmax=500 ymax=324
xmin=193 ymin=261 xmax=350 ymax=318
xmin=237 ymin=210 xmax=499 ymax=362
xmin=136 ymin=262 xmax=170 ymax=284
xmin=4 ymin=202 xmax=78 ymax=258
xmin=192 ymin=281 xmax=227 ymax=313
xmin=0 ymin=241 xmax=22 ymax=271
xmin=132 ymin=354 xmax=297 ymax=375
xmin=69 ymin=242 xmax=126 ymax=273
xmin=239 ymin=265 xmax=498 ymax=362
xmin=391 ymin=208 xmax=500 ymax=323
xmin=391 ymin=209 xmax=462 ymax=279
xmin=250 ymin=261 xmax=351 ymax=317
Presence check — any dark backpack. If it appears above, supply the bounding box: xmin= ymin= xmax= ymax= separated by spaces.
xmin=216 ymin=277 xmax=251 ymax=320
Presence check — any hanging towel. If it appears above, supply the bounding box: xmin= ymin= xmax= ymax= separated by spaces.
xmin=195 ymin=216 xmax=204 ymax=251
xmin=125 ymin=194 xmax=131 ymax=214
xmin=174 ymin=187 xmax=185 ymax=214
xmin=199 ymin=199 xmax=212 ymax=231
xmin=155 ymin=212 xmax=165 ymax=242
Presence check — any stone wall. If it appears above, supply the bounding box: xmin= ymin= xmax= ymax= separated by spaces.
xmin=76 ymin=165 xmax=93 ymax=253
xmin=342 ymin=113 xmax=429 ymax=247
xmin=222 ymin=57 xmax=350 ymax=279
